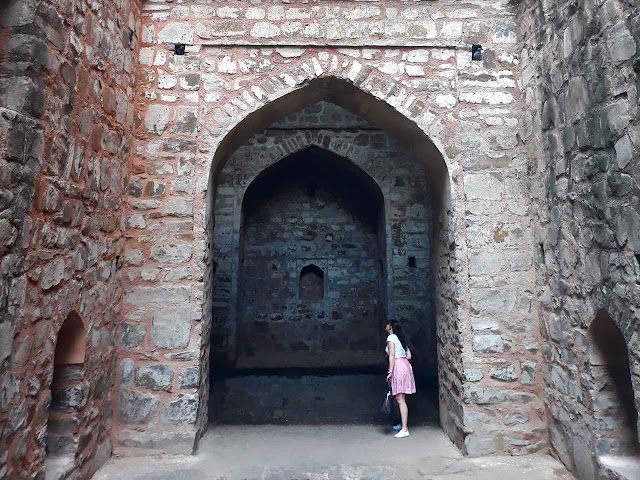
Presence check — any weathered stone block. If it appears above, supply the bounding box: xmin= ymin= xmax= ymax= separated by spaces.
xmin=118 ymin=388 xmax=159 ymax=424
xmin=520 ymin=361 xmax=537 ymax=386
xmin=118 ymin=430 xmax=195 ymax=454
xmin=165 ymin=199 xmax=194 ymax=217
xmin=178 ymin=366 xmax=199 ymax=389
xmin=175 ymin=106 xmax=198 ymax=134
xmin=162 ymin=394 xmax=197 ymax=424
xmin=120 ymin=323 xmax=146 ymax=349
xmin=150 ymin=244 xmax=193 ymax=264
xmin=605 ymin=22 xmax=637 ymax=62
xmin=468 ymin=388 xmax=506 ymax=405
xmin=158 ymin=22 xmax=195 ymax=44
xmin=489 ymin=364 xmax=517 ymax=382
xmin=144 ymin=105 xmax=170 ymax=135
xmin=464 ymin=368 xmax=484 ymax=382
xmin=0 ymin=322 xmax=15 ymax=365
xmin=152 ymin=307 xmax=192 ymax=349
xmin=504 ymin=410 xmax=529 ymax=426
xmin=463 ymin=432 xmax=498 ymax=457
xmin=472 ymin=335 xmax=504 ymax=353
xmin=41 ymin=258 xmax=65 ymax=290
xmin=134 ymin=365 xmax=173 ymax=392
xmin=125 ymin=286 xmax=191 ymax=305
xmin=120 ymin=359 xmax=134 ymax=385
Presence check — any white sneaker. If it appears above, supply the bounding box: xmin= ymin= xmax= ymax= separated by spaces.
xmin=394 ymin=429 xmax=409 ymax=438
xmin=392 ymin=424 xmax=402 ymax=431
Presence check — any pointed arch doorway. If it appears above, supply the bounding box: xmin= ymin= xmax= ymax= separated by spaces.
xmin=200 ymin=77 xmax=461 ymax=445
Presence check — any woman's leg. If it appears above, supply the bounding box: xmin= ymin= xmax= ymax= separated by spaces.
xmin=395 ymin=393 xmax=408 ymax=431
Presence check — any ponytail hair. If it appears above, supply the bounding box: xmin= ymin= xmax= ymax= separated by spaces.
xmin=388 ymin=320 xmax=410 ymax=352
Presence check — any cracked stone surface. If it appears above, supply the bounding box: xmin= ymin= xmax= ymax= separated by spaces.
xmin=95 ymin=425 xmax=574 ymax=480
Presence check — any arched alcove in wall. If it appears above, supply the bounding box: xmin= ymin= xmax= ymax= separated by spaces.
xmin=588 ymin=311 xmax=639 ymax=460
xmin=45 ymin=311 xmax=87 ymax=477
xmin=200 ymin=76 xmax=462 ymax=445
xmin=300 ymin=264 xmax=324 ymax=302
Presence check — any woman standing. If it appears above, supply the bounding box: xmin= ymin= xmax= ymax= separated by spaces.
xmin=385 ymin=320 xmax=416 ymax=438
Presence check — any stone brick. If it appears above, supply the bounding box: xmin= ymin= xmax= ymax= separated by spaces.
xmin=162 ymin=394 xmax=197 ymax=424
xmin=158 ymin=23 xmax=195 ymax=44
xmin=520 ymin=361 xmax=536 ymax=386
xmin=464 ymin=368 xmax=484 ymax=382
xmin=152 ymin=307 xmax=192 ymax=349
xmin=489 ymin=364 xmax=517 ymax=382
xmin=41 ymin=258 xmax=65 ymax=290
xmin=178 ymin=366 xmax=199 ymax=389
xmin=0 ymin=322 xmax=15 ymax=365
xmin=118 ymin=430 xmax=194 ymax=455
xmin=463 ymin=433 xmax=498 ymax=457
xmin=125 ymin=286 xmax=191 ymax=305
xmin=120 ymin=359 xmax=134 ymax=385
xmin=472 ymin=335 xmax=504 ymax=353
xmin=120 ymin=323 xmax=146 ymax=349
xmin=118 ymin=388 xmax=159 ymax=424
xmin=175 ymin=106 xmax=198 ymax=135
xmin=134 ymin=365 xmax=173 ymax=392
xmin=144 ymin=105 xmax=170 ymax=135
xmin=165 ymin=199 xmax=194 ymax=217
xmin=464 ymin=174 xmax=502 ymax=200
xmin=150 ymin=244 xmax=192 ymax=264
xmin=605 ymin=22 xmax=637 ymax=62
xmin=504 ymin=410 xmax=529 ymax=426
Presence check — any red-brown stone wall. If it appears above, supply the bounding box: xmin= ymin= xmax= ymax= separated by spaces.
xmin=0 ymin=0 xmax=141 ymax=478
xmin=117 ymin=0 xmax=544 ymax=459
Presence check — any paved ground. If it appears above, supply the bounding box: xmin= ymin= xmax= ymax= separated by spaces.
xmin=94 ymin=425 xmax=575 ymax=480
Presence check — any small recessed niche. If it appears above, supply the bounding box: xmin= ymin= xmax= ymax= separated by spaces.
xmin=175 ymin=43 xmax=186 ymax=56
xmin=472 ymin=44 xmax=483 ymax=61
xmin=54 ymin=312 xmax=86 ymax=366
xmin=408 ymin=256 xmax=417 ymax=268
xmin=300 ymin=264 xmax=324 ymax=301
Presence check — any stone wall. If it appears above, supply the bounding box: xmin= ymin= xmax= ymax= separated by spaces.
xmin=0 ymin=0 xmax=140 ymax=478
xmin=119 ymin=0 xmax=544 ymax=458
xmin=518 ymin=0 xmax=640 ymax=477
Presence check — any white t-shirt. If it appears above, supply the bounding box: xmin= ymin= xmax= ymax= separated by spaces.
xmin=385 ymin=334 xmax=407 ymax=358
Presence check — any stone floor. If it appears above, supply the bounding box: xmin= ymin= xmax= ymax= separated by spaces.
xmin=94 ymin=425 xmax=575 ymax=480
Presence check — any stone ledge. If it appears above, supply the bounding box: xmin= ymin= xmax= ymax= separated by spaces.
xmin=116 ymin=430 xmax=196 ymax=456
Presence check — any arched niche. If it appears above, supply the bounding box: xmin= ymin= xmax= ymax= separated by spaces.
xmin=54 ymin=311 xmax=86 ymax=366
xmin=300 ymin=264 xmax=324 ymax=302
xmin=588 ymin=310 xmax=639 ymax=459
xmin=45 ymin=311 xmax=87 ymax=477
xmin=234 ymin=145 xmax=387 ymax=370
xmin=202 ymin=75 xmax=460 ymax=447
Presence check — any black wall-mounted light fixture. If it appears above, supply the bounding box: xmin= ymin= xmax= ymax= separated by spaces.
xmin=175 ymin=43 xmax=186 ymax=56
xmin=472 ymin=44 xmax=483 ymax=61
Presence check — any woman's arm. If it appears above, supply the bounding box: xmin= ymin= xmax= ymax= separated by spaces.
xmin=406 ymin=347 xmax=412 ymax=361
xmin=386 ymin=341 xmax=395 ymax=382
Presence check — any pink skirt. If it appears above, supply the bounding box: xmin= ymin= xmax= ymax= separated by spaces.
xmin=391 ymin=357 xmax=416 ymax=395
